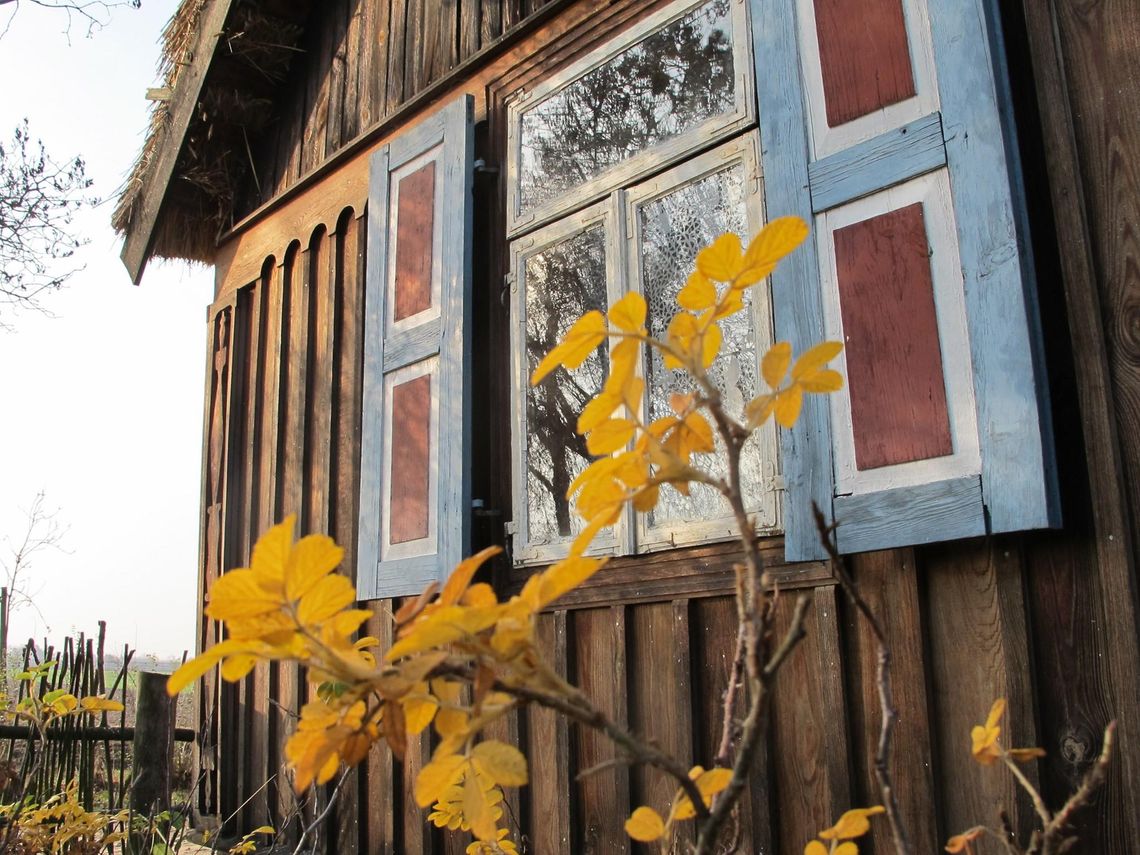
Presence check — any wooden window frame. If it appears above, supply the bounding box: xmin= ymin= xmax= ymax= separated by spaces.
xmin=504 ymin=0 xmax=757 ymax=237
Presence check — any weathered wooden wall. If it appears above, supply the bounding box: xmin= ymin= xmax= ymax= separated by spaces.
xmin=189 ymin=0 xmax=1140 ymax=852
xmin=243 ymin=0 xmax=568 ymax=217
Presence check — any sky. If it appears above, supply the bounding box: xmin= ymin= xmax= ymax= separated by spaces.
xmin=0 ymin=1 xmax=213 ymax=658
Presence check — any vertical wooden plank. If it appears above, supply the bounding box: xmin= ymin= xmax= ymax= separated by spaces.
xmin=401 ymin=724 xmax=436 ymax=853
xmin=329 ymin=210 xmax=364 ymax=854
xmin=627 ymin=601 xmax=694 ymax=853
xmin=573 ymin=605 xmax=630 ymax=854
xmin=843 ymin=550 xmax=939 ymax=853
xmin=252 ymin=257 xmax=282 ymax=831
xmin=459 ymin=0 xmax=480 ymax=60
xmin=342 ymin=0 xmax=364 ymax=141
xmin=768 ymin=587 xmax=852 ymax=850
xmin=525 ymin=610 xmax=573 ymax=853
xmin=221 ymin=290 xmax=252 ymax=833
xmin=326 ymin=0 xmax=351 ymax=156
xmin=276 ymin=242 xmax=308 ymax=825
xmin=479 ymin=0 xmax=502 ymax=46
xmin=691 ymin=596 xmax=772 ymax=854
xmin=385 ymin=0 xmax=409 ymax=111
xmin=196 ymin=304 xmax=226 ymax=817
xmin=1018 ymin=0 xmax=1140 ymax=842
xmin=364 ymin=608 xmax=397 ymax=853
xmin=922 ymin=537 xmax=1039 ymax=845
xmin=302 ymin=7 xmax=335 ymax=175
xmin=237 ymin=279 xmax=268 ymax=831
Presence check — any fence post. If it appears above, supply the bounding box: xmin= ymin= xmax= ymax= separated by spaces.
xmin=131 ymin=671 xmax=174 ymax=817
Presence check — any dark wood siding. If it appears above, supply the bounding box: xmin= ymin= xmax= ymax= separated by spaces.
xmin=192 ymin=0 xmax=1140 ymax=851
xmin=245 ymin=0 xmax=566 ymax=215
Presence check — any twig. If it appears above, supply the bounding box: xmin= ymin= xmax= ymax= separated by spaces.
xmin=1034 ymin=722 xmax=1115 ymax=855
xmin=813 ymin=503 xmax=912 ymax=855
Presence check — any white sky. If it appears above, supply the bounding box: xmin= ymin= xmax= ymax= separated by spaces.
xmin=0 ymin=1 xmax=212 ymax=658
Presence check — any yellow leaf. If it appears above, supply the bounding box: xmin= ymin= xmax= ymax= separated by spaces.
xmin=463 ymin=771 xmax=498 ymax=841
xmin=531 ymin=311 xmax=607 ymax=385
xmin=714 ymin=287 xmax=746 ymax=320
xmin=669 ymin=392 xmax=695 ymax=417
xmin=773 ymin=385 xmax=803 ymax=429
xmin=701 ymin=321 xmax=722 ymax=367
xmin=694 ymin=767 xmax=732 ymax=800
xmin=985 ymin=698 xmax=1007 ymax=729
xmin=415 ymin=753 xmax=467 ymax=808
xmin=621 ymin=374 xmax=644 ymax=412
xmin=167 ymin=639 xmax=255 ymax=695
xmin=472 ymin=740 xmax=528 ymax=787
xmin=440 ymin=546 xmax=502 ymax=606
xmin=251 ymin=826 xmax=276 ymax=835
xmin=678 ymin=271 xmax=716 ymax=310
xmin=804 ymin=842 xmax=829 ymax=855
xmin=791 ymin=341 xmax=843 ymax=381
xmin=461 ymin=583 xmax=498 ymax=608
xmin=608 ymin=292 xmax=647 ymax=332
xmin=403 ymin=683 xmax=439 ymax=735
xmin=587 ymin=419 xmax=636 ymax=456
xmin=220 ymin=654 xmax=257 ymax=682
xmin=819 ymin=806 xmax=885 ymax=840
xmin=633 ymin=483 xmax=659 ymax=512
xmin=624 ymin=806 xmax=666 ymax=842
xmin=762 ymin=342 xmax=792 ymax=389
xmin=206 ymin=569 xmax=280 ymax=621
xmin=1009 ymin=747 xmax=1046 ymax=763
xmin=945 ymin=827 xmax=986 ymax=852
xmin=284 ymin=534 xmax=343 ymax=600
xmin=608 ymin=338 xmax=640 ymax=397
xmin=386 ymin=605 xmax=502 ymax=660
xmin=249 ymin=516 xmax=296 ymax=591
xmin=738 ymin=216 xmax=809 ymax=285
xmin=79 ymin=696 xmax=125 ymax=713
xmin=577 ymin=392 xmax=621 ymax=435
xmin=534 ymin=556 xmax=606 ymax=608
xmin=799 ymin=369 xmax=843 ymax=393
xmin=297 ymin=573 xmax=356 ymax=625
xmin=570 ymin=506 xmax=622 ymax=557
xmin=683 ymin=412 xmax=715 ymax=454
xmin=696 ymin=233 xmax=743 ymax=281
xmin=664 ymin=311 xmax=699 ymax=370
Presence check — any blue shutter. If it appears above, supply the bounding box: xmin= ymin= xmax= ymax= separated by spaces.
xmin=752 ymin=0 xmax=1059 ymax=560
xmin=357 ymin=95 xmax=474 ymax=598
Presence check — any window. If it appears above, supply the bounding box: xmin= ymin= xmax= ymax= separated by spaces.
xmin=506 ymin=0 xmax=778 ymax=566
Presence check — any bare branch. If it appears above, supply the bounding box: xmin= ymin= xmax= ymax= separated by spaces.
xmin=0 ymin=121 xmax=95 ymax=327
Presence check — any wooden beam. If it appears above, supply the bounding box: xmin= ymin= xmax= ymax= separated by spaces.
xmin=119 ymin=0 xmax=236 ymax=285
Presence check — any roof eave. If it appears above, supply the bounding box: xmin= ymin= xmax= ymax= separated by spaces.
xmin=120 ymin=0 xmax=235 ymax=284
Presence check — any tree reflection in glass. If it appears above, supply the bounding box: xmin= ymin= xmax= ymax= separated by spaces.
xmin=524 ymin=225 xmax=610 ymax=544
xmin=638 ymin=163 xmax=766 ymax=532
xmin=519 ymin=0 xmax=735 ymax=216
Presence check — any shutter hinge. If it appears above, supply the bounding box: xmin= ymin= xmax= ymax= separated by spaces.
xmin=501 ymin=272 xmax=516 ymax=307
xmin=473 ymin=159 xmax=499 ymax=175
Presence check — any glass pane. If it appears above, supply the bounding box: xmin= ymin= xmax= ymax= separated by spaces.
xmin=519 ymin=0 xmax=736 ymax=216
xmin=524 ymin=225 xmax=610 ymax=546
xmin=637 ymin=163 xmax=766 ymax=530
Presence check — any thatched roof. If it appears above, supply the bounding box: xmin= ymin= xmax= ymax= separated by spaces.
xmin=112 ymin=0 xmax=310 ymax=282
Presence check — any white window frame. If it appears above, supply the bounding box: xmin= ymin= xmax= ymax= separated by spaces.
xmin=624 ymin=135 xmax=781 ymax=551
xmin=510 ymin=141 xmax=781 ymax=566
xmin=509 ymin=199 xmax=629 ymax=565
xmin=505 ymin=0 xmax=756 ymax=238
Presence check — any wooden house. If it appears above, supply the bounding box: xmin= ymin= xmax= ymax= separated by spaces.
xmin=113 ymin=0 xmax=1140 ymax=851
